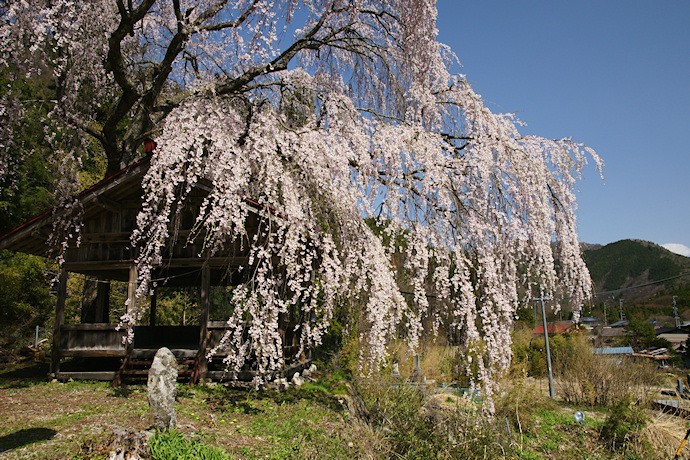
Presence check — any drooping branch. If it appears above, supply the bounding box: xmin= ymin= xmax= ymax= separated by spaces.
xmin=0 ymin=1 xmax=601 ymax=409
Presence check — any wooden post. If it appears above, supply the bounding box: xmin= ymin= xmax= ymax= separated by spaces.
xmin=50 ymin=269 xmax=68 ymax=377
xmin=126 ymin=265 xmax=137 ymax=353
xmin=127 ymin=265 xmax=137 ymax=313
xmin=150 ymin=287 xmax=157 ymax=327
xmin=198 ymin=262 xmax=210 ymax=380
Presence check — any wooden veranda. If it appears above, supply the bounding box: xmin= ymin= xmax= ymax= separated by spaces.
xmin=0 ymin=156 xmax=304 ymax=384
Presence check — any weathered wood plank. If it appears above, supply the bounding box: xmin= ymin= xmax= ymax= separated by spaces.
xmin=50 ymin=269 xmax=68 ymax=375
xmin=131 ymin=348 xmax=198 ymax=359
xmin=60 ymin=349 xmax=127 ymax=358
xmin=150 ymin=288 xmax=157 ymax=327
xmin=57 ymin=371 xmax=117 ymax=381
xmin=61 ymin=323 xmax=121 ymax=331
xmin=62 ymin=256 xmax=258 ymax=272
xmin=95 ymin=194 xmax=122 ymax=213
xmin=127 ymin=265 xmax=137 ymax=313
xmin=199 ymin=262 xmax=210 ymax=380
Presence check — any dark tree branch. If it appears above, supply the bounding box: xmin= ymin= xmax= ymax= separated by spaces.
xmin=196 ymin=0 xmax=258 ymax=32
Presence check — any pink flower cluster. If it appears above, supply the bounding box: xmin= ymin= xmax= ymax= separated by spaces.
xmin=0 ymin=0 xmax=601 ymax=408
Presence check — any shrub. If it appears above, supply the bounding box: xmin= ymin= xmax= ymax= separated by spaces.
xmin=509 ymin=330 xmax=547 ymax=378
xmin=554 ymin=334 xmax=659 ymax=407
xmin=0 ymin=251 xmax=54 ymax=351
xmin=356 ymin=378 xmax=437 ymax=458
xmin=355 ymin=376 xmax=515 ymax=459
xmin=599 ymin=394 xmax=651 ymax=454
xmin=495 ymin=380 xmax=557 ymax=438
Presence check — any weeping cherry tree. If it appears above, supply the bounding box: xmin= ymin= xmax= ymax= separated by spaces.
xmin=0 ymin=0 xmax=601 ymax=407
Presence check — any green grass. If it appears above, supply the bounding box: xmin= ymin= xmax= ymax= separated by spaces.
xmin=0 ymin=360 xmax=680 ymax=459
xmin=150 ymin=429 xmax=230 ymax=460
xmin=203 ymin=385 xmax=357 ymax=459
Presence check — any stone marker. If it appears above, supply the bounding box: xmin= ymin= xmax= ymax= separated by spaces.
xmin=391 ymin=362 xmax=402 ymax=379
xmin=147 ymin=347 xmax=178 ymax=430
xmin=409 ymin=354 xmax=423 ymax=383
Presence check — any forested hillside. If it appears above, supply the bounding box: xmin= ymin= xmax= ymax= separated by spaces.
xmin=584 ymin=239 xmax=690 ymax=293
xmin=582 ymin=239 xmax=690 ymax=322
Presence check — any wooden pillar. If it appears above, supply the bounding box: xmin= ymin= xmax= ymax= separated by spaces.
xmin=50 ymin=269 xmax=68 ymax=376
xmin=150 ymin=287 xmax=157 ymax=327
xmin=126 ymin=265 xmax=137 ymax=352
xmin=199 ymin=262 xmax=210 ymax=379
xmin=127 ymin=265 xmax=137 ymax=313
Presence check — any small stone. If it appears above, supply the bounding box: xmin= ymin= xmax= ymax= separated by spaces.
xmin=107 ymin=428 xmax=152 ymax=460
xmin=147 ymin=347 xmax=178 ymax=430
xmin=391 ymin=362 xmax=402 ymax=379
xmin=292 ymin=372 xmax=304 ymax=386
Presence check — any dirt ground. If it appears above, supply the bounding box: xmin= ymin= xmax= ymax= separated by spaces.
xmin=0 ymin=361 xmax=148 ymax=458
xmin=0 ymin=359 xmax=373 ymax=459
xmin=3 ymin=359 xmax=690 ymax=460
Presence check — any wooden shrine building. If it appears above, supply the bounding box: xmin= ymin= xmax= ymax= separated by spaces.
xmin=0 ymin=155 xmax=302 ymax=383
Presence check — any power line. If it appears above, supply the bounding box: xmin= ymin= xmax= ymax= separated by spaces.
xmin=591 ymin=271 xmax=690 ymax=298
xmin=399 ymin=271 xmax=690 ymax=303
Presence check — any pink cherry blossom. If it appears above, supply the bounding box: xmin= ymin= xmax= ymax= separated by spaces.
xmin=0 ymin=0 xmax=600 ymax=408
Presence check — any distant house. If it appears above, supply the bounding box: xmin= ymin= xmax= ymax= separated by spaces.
xmin=654 ymin=326 xmax=690 ymax=366
xmin=599 ymin=327 xmax=628 ymax=340
xmin=579 ymin=316 xmax=600 ymax=328
xmin=655 ymin=326 xmax=690 ymax=348
xmin=597 ymin=319 xmax=630 ymax=342
xmin=592 ymin=347 xmax=634 ymax=356
xmin=591 ymin=347 xmax=635 ymax=364
xmin=608 ymin=319 xmax=629 ymax=328
xmin=634 ymin=347 xmax=672 ymax=366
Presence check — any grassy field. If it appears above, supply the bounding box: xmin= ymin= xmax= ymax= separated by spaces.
xmin=0 ymin=359 xmax=688 ymax=459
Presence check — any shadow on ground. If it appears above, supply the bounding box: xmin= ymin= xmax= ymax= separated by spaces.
xmin=0 ymin=360 xmax=49 ymax=389
xmin=0 ymin=427 xmax=57 ymax=453
xmin=206 ymin=384 xmax=346 ymax=415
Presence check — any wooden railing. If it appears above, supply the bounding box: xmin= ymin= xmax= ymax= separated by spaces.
xmin=59 ymin=323 xmax=127 ymax=358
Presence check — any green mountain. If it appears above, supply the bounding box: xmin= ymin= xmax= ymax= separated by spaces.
xmin=581 ymin=239 xmax=690 ymax=318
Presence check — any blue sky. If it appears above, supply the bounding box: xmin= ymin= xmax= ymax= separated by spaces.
xmin=435 ymin=1 xmax=690 ymax=255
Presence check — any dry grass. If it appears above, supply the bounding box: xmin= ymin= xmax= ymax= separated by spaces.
xmin=639 ymin=411 xmax=688 ymax=459
xmin=386 ymin=339 xmax=456 ymax=385
xmin=4 ymin=341 xmax=690 ymax=459
xmin=550 ymin=335 xmax=660 ymax=407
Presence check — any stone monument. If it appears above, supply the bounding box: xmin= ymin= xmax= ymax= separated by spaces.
xmin=147 ymin=347 xmax=178 ymax=430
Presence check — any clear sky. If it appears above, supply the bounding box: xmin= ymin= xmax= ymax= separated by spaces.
xmin=435 ymin=1 xmax=690 ymax=255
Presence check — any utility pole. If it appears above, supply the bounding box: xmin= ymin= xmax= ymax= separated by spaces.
xmin=603 ymin=300 xmax=608 ymax=326
xmin=535 ymin=290 xmax=555 ymax=400
xmin=619 ymin=298 xmax=625 ymax=321
xmin=674 ymin=296 xmax=680 ymax=328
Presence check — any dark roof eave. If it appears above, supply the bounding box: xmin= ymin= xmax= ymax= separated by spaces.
xmin=0 ymin=155 xmax=152 ymax=252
